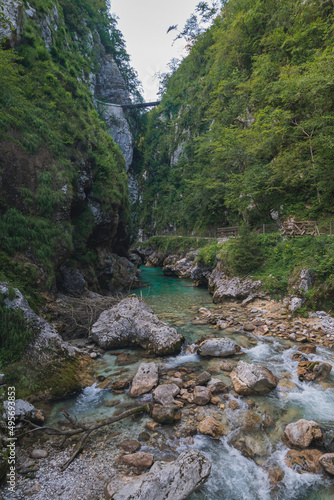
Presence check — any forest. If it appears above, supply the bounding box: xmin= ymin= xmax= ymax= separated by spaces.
xmin=135 ymin=0 xmax=334 ymax=234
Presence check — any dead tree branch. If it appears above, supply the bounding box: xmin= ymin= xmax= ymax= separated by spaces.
xmin=18 ymin=404 xmax=150 ymax=471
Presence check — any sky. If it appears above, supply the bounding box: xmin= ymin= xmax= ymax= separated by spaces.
xmin=110 ymin=0 xmax=201 ymax=101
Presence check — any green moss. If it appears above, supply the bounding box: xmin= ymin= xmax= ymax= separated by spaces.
xmin=4 ymin=354 xmax=82 ymax=400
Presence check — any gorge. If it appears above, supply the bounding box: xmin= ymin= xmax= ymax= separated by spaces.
xmin=1 ymin=1 xmax=334 ymax=499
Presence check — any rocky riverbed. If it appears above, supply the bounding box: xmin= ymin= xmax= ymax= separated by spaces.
xmin=2 ymin=268 xmax=334 ymax=499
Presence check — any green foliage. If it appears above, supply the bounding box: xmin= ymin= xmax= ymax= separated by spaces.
xmin=135 ymin=0 xmax=334 ymax=234
xmin=197 ymin=241 xmax=221 ymax=269
xmin=140 ymin=235 xmax=214 ymax=255
xmin=0 ymin=295 xmax=35 ymax=368
xmin=221 ymin=225 xmax=264 ymax=276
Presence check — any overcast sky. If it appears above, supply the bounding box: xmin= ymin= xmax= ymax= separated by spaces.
xmin=110 ymin=0 xmax=201 ymax=101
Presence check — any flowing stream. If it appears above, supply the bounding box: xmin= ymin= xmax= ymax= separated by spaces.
xmin=47 ymin=267 xmax=334 ymax=499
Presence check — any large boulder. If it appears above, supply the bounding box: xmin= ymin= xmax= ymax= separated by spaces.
xmin=198 ymin=338 xmax=237 ymax=357
xmin=153 ymin=384 xmax=180 ymax=405
xmin=297 ymin=360 xmax=332 ymax=382
xmin=282 ymin=419 xmax=323 ymax=450
xmin=105 ymin=450 xmax=211 ymax=500
xmin=130 ymin=363 xmax=158 ymax=397
xmin=230 ymin=361 xmax=278 ymax=396
xmin=209 ymin=269 xmax=261 ymax=303
xmin=91 ymin=297 xmax=184 ymax=355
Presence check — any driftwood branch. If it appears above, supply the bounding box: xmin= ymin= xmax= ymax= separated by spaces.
xmin=18 ymin=404 xmax=150 ymax=471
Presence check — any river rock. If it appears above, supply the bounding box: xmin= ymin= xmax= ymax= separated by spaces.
xmin=30 ymin=449 xmax=48 ymax=459
xmin=91 ymin=297 xmax=184 ymax=355
xmin=118 ymin=452 xmax=154 ymax=470
xmin=230 ymin=361 xmax=278 ymax=395
xmin=319 ymin=453 xmax=334 ymax=475
xmin=153 ymin=384 xmax=180 ymax=405
xmin=198 ymin=338 xmax=237 ymax=357
xmin=152 ymin=404 xmax=181 ymax=424
xmin=297 ymin=360 xmax=332 ymax=381
xmin=207 ymin=378 xmax=229 ymax=394
xmin=3 ymin=399 xmax=36 ymax=421
xmin=195 ymin=371 xmax=212 ymax=385
xmin=197 ymin=416 xmax=226 ymax=438
xmin=285 ymin=449 xmax=323 ymax=474
xmin=105 ymin=449 xmax=211 ymax=500
xmin=119 ymin=441 xmax=141 ymax=453
xmin=282 ymin=419 xmax=323 ymax=450
xmin=193 ymin=386 xmax=211 ymax=405
xmin=130 ymin=363 xmax=158 ymax=397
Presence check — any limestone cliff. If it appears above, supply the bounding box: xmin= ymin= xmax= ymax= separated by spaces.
xmin=0 ymin=0 xmax=139 ymax=297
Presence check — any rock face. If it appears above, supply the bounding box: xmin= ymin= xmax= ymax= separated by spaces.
xmin=91 ymin=297 xmax=184 ymax=355
xmin=282 ymin=420 xmax=323 ymax=449
xmin=0 ymin=283 xmax=74 ymax=365
xmin=198 ymin=338 xmax=237 ymax=357
xmin=105 ymin=450 xmax=211 ymax=500
xmin=297 ymin=360 xmax=332 ymax=381
xmin=130 ymin=363 xmax=158 ymax=397
xmin=230 ymin=361 xmax=278 ymax=395
xmin=0 ymin=0 xmax=24 ymax=47
xmin=285 ymin=449 xmax=323 ymax=474
xmin=319 ymin=453 xmax=334 ymax=475
xmin=209 ymin=268 xmax=261 ymax=303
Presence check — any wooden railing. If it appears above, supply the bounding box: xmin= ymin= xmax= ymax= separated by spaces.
xmin=217 ymin=227 xmax=239 ymax=238
xmin=282 ymin=221 xmax=320 ymax=236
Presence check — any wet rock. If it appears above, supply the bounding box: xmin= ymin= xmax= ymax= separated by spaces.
xmin=195 ymin=371 xmax=212 ymax=385
xmin=118 ymin=452 xmax=154 ymax=470
xmin=130 ymin=362 xmax=158 ymax=397
xmin=145 ymin=420 xmax=159 ymax=431
xmin=116 ymin=353 xmax=137 ymax=366
xmin=92 ymin=297 xmax=184 ymax=356
xmin=220 ymin=362 xmax=234 ymax=372
xmin=119 ymin=441 xmax=141 ymax=453
xmin=230 ymin=361 xmax=278 ymax=395
xmin=152 ymin=405 xmax=181 ymax=425
xmin=198 ymin=338 xmax=237 ymax=357
xmin=138 ymin=432 xmax=150 ymax=442
xmin=243 ymin=323 xmax=256 ymax=331
xmin=298 ymin=345 xmax=317 ymax=355
xmin=265 ymin=467 xmax=285 ymax=486
xmin=228 ymin=400 xmax=240 ymax=410
xmin=319 ymin=453 xmax=334 ymax=475
xmin=285 ymin=449 xmax=323 ymax=474
xmin=169 ymin=377 xmax=183 ymax=388
xmin=153 ymin=384 xmax=180 ymax=405
xmin=282 ymin=419 xmax=323 ymax=449
xmin=30 ymin=450 xmax=48 ymax=459
xmin=233 ymin=435 xmax=266 ymax=460
xmin=207 ymin=378 xmax=229 ymax=394
xmin=105 ymin=449 xmax=211 ymax=500
xmin=297 ymin=360 xmax=332 ymax=381
xmin=193 ymin=386 xmax=211 ymax=405
xmin=112 ymin=379 xmax=131 ymax=391
xmin=197 ymin=416 xmax=226 ymax=439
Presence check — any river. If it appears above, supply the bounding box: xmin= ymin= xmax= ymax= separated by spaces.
xmin=47 ymin=267 xmax=334 ymax=499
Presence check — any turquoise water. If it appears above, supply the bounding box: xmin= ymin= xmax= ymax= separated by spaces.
xmin=47 ymin=267 xmax=334 ymax=499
